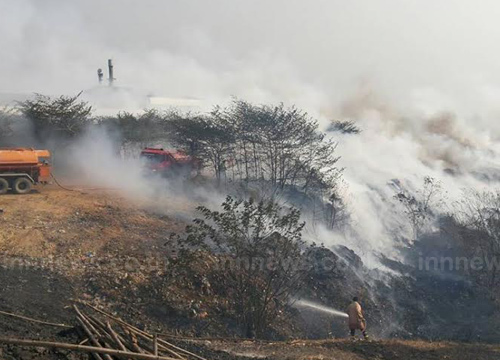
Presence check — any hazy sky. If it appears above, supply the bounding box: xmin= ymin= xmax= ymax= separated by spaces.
xmin=3 ymin=0 xmax=500 ymax=115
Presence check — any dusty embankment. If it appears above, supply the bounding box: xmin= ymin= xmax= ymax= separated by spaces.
xmin=0 ymin=185 xmax=205 ymax=359
xmin=0 ymin=186 xmax=187 ymax=257
xmin=0 ymin=186 xmax=186 ymax=332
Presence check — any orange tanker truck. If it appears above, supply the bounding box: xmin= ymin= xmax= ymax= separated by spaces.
xmin=0 ymin=148 xmax=51 ymax=194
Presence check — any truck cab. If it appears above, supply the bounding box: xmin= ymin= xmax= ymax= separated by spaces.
xmin=140 ymin=148 xmax=199 ymax=177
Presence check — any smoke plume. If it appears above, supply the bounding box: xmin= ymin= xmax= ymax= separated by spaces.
xmin=4 ymin=0 xmax=500 ymax=268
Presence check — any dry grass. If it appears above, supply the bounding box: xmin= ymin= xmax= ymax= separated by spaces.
xmin=0 ymin=185 xmax=186 ymax=258
xmin=203 ymin=338 xmax=500 ymax=360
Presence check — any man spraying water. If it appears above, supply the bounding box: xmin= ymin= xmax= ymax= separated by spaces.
xmin=292 ymin=298 xmax=370 ymax=339
xmin=346 ymin=297 xmax=369 ymax=339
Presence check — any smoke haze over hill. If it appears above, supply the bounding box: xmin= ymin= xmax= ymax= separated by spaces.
xmin=3 ymin=0 xmax=500 ymax=117
xmin=4 ymin=0 xmax=500 ymax=268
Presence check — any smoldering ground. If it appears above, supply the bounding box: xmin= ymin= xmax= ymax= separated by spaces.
xmin=4 ymin=0 xmax=500 ymax=341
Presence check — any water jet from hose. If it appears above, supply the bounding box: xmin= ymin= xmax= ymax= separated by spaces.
xmin=293 ymin=299 xmax=348 ymax=318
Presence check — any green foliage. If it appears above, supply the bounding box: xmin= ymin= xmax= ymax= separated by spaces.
xmin=177 ymin=196 xmax=311 ymax=338
xmin=96 ymin=109 xmax=170 ymax=152
xmin=17 ymin=92 xmax=92 ymax=142
xmin=166 ymin=100 xmax=342 ymax=195
xmin=165 ymin=109 xmax=236 ymax=183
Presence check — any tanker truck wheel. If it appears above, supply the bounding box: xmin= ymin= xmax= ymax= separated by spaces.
xmin=0 ymin=178 xmax=8 ymax=195
xmin=13 ymin=177 xmax=33 ymax=195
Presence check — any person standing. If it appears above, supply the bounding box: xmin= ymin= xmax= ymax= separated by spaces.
xmin=346 ymin=297 xmax=369 ymax=339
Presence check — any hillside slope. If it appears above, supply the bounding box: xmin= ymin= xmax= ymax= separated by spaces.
xmin=0 ymin=186 xmax=187 ymax=335
xmin=0 ymin=186 xmax=500 ymax=360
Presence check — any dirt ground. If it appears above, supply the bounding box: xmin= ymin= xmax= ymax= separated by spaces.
xmin=194 ymin=338 xmax=500 ymax=359
xmin=1 ymin=185 xmax=500 ymax=359
xmin=0 ymin=185 xmax=188 ymax=257
xmin=0 ymin=185 xmax=188 ymax=358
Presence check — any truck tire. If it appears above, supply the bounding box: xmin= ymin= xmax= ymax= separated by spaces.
xmin=13 ymin=177 xmax=33 ymax=195
xmin=0 ymin=178 xmax=8 ymax=195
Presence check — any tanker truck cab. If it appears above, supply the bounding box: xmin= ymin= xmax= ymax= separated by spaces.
xmin=0 ymin=148 xmax=52 ymax=195
xmin=35 ymin=150 xmax=52 ymax=183
xmin=140 ymin=147 xmax=199 ymax=177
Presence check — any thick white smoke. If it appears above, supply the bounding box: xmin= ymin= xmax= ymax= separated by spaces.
xmin=4 ymin=0 xmax=500 ymax=269
xmin=316 ymin=85 xmax=500 ymax=268
xmin=5 ymin=0 xmax=500 ymax=115
xmin=62 ymin=127 xmax=227 ymax=220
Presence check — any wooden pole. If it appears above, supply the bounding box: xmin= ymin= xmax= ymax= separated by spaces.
xmin=0 ymin=310 xmax=72 ymax=328
xmin=127 ymin=328 xmax=146 ymax=354
xmin=88 ymin=314 xmax=132 ymax=351
xmin=75 ymin=316 xmax=104 ymax=360
xmin=153 ymin=333 xmax=158 ymax=356
xmin=106 ymin=322 xmax=129 ymax=352
xmin=90 ymin=312 xmax=158 ymax=358
xmin=77 ymin=302 xmax=197 ymax=360
xmin=128 ymin=328 xmax=185 ymax=359
xmin=0 ymin=337 xmax=181 ymax=360
xmin=86 ymin=316 xmax=124 ymax=357
xmin=74 ymin=305 xmax=111 ymax=360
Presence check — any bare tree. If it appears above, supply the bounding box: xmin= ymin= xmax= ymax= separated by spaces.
xmin=454 ymin=190 xmax=500 ymax=287
xmin=324 ymin=183 xmax=350 ymax=230
xmin=0 ymin=107 xmax=15 ymax=143
xmin=394 ymin=176 xmax=443 ymax=241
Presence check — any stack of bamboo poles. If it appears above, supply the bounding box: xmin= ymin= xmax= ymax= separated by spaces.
xmin=0 ymin=301 xmax=208 ymax=360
